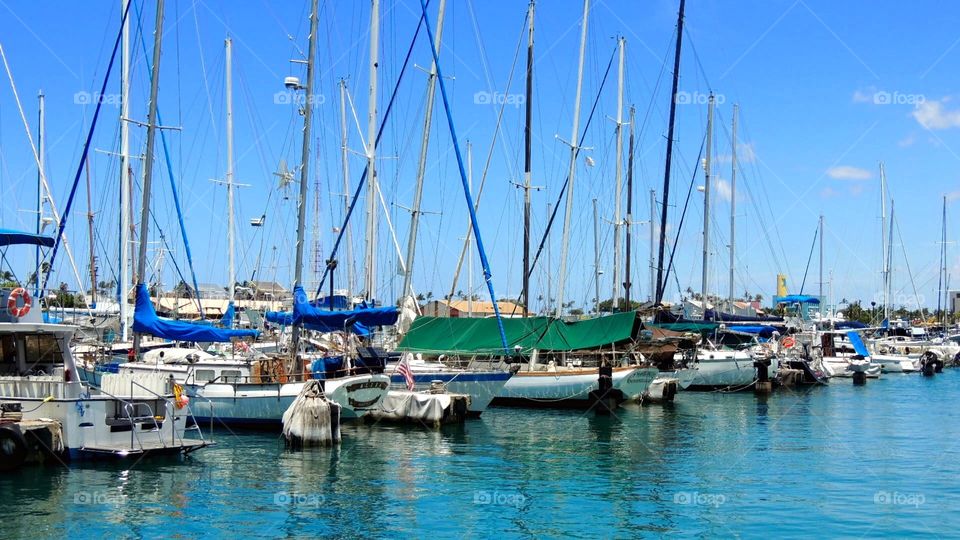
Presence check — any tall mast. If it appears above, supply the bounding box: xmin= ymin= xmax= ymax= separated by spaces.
xmin=290 ymin=0 xmax=319 ymax=356
xmin=85 ymin=157 xmax=97 ymax=307
xmin=338 ymin=80 xmax=355 ymax=296
xmin=728 ymin=103 xmax=738 ymax=305
xmin=592 ymin=198 xmax=600 ymax=314
xmin=363 ymin=0 xmax=381 ymax=302
xmin=611 ymin=36 xmax=625 ymax=310
xmin=879 ymin=161 xmax=887 ymax=319
xmin=818 ymin=214 xmax=824 ymax=300
xmin=655 ymin=0 xmax=686 ymax=305
xmin=521 ymin=0 xmax=535 ymax=317
xmin=700 ymin=93 xmax=714 ymax=319
xmin=467 ymin=141 xmax=474 ymax=317
xmin=885 ymin=200 xmax=894 ymax=320
xmin=117 ymin=0 xmax=133 ymax=341
xmin=35 ymin=90 xmax=44 ymax=298
xmin=120 ymin=0 xmax=131 ymax=340
xmin=401 ymin=0 xmax=447 ymax=303
xmin=942 ymin=196 xmax=948 ymax=329
xmin=225 ymin=37 xmax=236 ymax=320
xmin=624 ymin=105 xmax=635 ymax=307
xmin=649 ymin=189 xmax=655 ymax=302
xmin=554 ymin=0 xmax=590 ymax=318
xmin=133 ymin=0 xmax=165 ymax=356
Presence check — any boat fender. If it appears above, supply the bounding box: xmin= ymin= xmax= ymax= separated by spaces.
xmin=0 ymin=424 xmax=28 ymax=471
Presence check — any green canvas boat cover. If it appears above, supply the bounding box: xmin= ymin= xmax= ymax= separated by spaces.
xmin=397 ymin=311 xmax=640 ymax=354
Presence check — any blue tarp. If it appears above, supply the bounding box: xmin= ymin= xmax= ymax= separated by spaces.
xmin=0 ymin=228 xmax=55 ymax=248
xmin=777 ymin=295 xmax=820 ymax=305
xmin=133 ymin=284 xmax=258 ymax=342
xmin=221 ymin=302 xmax=235 ymax=328
xmin=846 ymin=330 xmax=871 ymax=357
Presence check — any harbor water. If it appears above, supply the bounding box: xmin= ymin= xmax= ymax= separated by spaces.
xmin=4 ymin=371 xmax=959 ymax=538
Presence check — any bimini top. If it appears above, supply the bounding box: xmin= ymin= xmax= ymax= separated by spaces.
xmin=0 ymin=228 xmax=55 ymax=248
xmin=133 ymin=284 xmax=258 ymax=342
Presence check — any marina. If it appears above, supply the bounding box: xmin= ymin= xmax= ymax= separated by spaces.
xmin=1 ymin=0 xmax=959 ymax=536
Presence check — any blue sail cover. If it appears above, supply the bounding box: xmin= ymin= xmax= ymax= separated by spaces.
xmin=293 ymin=285 xmax=398 ymax=336
xmin=846 ymin=330 xmax=871 ymax=357
xmin=133 ymin=284 xmax=258 ymax=342
xmin=777 ymin=295 xmax=820 ymax=305
xmin=835 ymin=320 xmax=868 ymax=330
xmin=728 ymin=325 xmax=779 ymax=338
xmin=704 ymin=310 xmax=784 ymax=323
xmin=0 ymin=228 xmax=55 ymax=248
xmin=220 ymin=301 xmax=235 ymax=328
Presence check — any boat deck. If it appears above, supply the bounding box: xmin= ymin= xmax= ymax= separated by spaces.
xmin=79 ymin=438 xmax=210 ymax=457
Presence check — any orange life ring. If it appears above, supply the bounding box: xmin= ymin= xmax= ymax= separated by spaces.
xmin=7 ymin=288 xmax=31 ymax=318
xmin=781 ymin=336 xmax=796 ymax=349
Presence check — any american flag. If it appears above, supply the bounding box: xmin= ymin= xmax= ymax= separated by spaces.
xmin=397 ymin=357 xmax=415 ymax=391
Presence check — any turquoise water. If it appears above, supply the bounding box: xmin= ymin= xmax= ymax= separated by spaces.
xmin=4 ymin=372 xmax=959 ymax=538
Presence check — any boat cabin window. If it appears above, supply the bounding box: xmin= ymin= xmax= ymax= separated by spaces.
xmin=0 ymin=335 xmax=17 ymax=375
xmin=0 ymin=333 xmax=63 ymax=375
xmin=221 ymin=369 xmax=242 ymax=383
xmin=194 ymin=369 xmax=216 ymax=383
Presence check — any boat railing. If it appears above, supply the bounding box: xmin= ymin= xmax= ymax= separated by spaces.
xmin=130 ymin=379 xmax=206 ymax=449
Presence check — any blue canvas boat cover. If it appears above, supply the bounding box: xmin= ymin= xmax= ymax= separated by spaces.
xmin=264 ymin=286 xmax=399 ymax=337
xmin=704 ymin=309 xmax=784 ymax=323
xmin=0 ymin=228 xmax=55 ymax=248
xmin=133 ymin=284 xmax=258 ymax=342
xmin=220 ymin=301 xmax=235 ymax=328
xmin=777 ymin=295 xmax=820 ymax=305
xmin=727 ymin=325 xmax=779 ymax=338
xmin=846 ymin=330 xmax=871 ymax=357
xmin=835 ymin=320 xmax=868 ymax=330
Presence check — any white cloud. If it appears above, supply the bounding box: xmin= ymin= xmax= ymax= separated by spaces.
xmin=714 ymin=178 xmax=732 ymax=202
xmin=820 ymin=186 xmax=839 ymax=198
xmin=716 ymin=142 xmax=757 ymax=164
xmin=897 ymin=134 xmax=916 ymax=148
xmin=912 ymin=98 xmax=960 ymax=130
xmin=826 ymin=165 xmax=872 ymax=180
xmin=947 ymin=190 xmax=960 ymax=202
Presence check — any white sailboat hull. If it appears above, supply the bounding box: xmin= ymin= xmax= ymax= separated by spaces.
xmin=493 ymin=366 xmax=659 ymax=407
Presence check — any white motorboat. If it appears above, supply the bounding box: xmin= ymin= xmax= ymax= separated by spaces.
xmin=681 ymin=348 xmax=767 ymax=390
xmin=818 ymin=331 xmax=882 ymax=379
xmin=0 ymin=286 xmax=208 ymax=464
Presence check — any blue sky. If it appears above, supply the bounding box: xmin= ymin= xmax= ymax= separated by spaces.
xmin=0 ymin=0 xmax=958 ymax=313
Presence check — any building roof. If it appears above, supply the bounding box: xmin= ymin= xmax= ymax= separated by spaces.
xmin=426 ymin=299 xmax=524 ymax=315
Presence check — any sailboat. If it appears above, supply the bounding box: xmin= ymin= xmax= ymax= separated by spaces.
xmin=120 ymin=1 xmax=390 ymax=426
